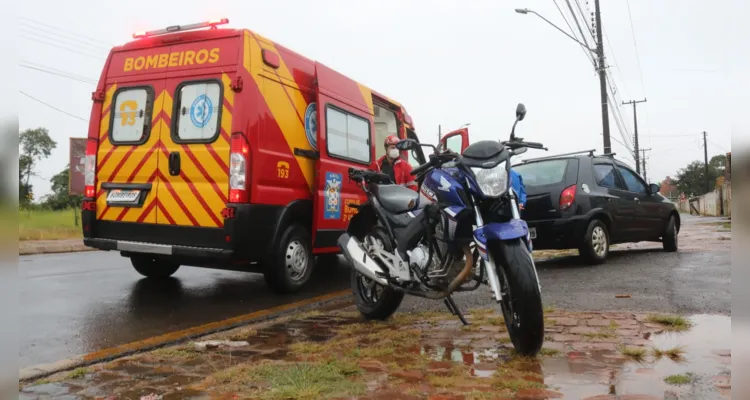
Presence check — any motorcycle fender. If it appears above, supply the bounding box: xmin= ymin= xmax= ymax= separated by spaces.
xmin=473 ymin=220 xmax=529 ymax=257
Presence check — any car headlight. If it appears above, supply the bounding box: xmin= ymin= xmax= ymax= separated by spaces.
xmin=471 ymin=161 xmax=508 ymax=197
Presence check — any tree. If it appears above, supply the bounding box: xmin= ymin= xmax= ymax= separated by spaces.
xmin=710 ymin=154 xmax=727 ymax=175
xmin=42 ymin=166 xmax=82 ymax=210
xmin=19 ymin=128 xmax=56 ymax=204
xmin=674 ymin=160 xmax=720 ymax=197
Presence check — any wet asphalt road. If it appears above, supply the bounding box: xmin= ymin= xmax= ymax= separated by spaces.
xmin=403 ymin=214 xmax=732 ymax=315
xmin=20 ymin=215 xmax=730 ymax=370
xmin=19 ymin=253 xmax=350 ymax=369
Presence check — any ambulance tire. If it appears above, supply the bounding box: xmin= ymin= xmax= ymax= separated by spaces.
xmin=264 ymin=224 xmax=315 ymax=294
xmin=130 ymin=256 xmax=180 ymax=279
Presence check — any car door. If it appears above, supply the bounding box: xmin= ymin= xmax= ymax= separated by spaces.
xmin=591 ymin=160 xmax=635 ymax=241
xmin=615 ymin=164 xmax=658 ymax=238
xmin=440 ymin=128 xmax=470 ymax=153
xmin=312 ymin=63 xmax=374 ymax=250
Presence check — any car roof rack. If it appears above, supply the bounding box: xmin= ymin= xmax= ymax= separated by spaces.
xmin=521 ymin=149 xmax=596 ymax=163
xmin=599 ymin=152 xmax=617 ymax=158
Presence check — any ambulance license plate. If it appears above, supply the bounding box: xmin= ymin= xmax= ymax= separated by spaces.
xmin=107 ymin=189 xmax=141 ymax=205
xmin=529 ymin=227 xmax=537 ymax=240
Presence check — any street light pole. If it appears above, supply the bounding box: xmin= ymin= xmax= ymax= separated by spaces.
xmin=515 ymin=5 xmax=612 ymax=154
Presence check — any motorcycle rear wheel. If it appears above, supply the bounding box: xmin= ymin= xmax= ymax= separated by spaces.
xmin=351 ymin=227 xmax=404 ymax=320
xmin=493 ymin=238 xmax=544 ymax=356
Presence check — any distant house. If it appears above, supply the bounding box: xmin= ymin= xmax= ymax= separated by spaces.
xmin=660 ymin=176 xmax=678 ymax=199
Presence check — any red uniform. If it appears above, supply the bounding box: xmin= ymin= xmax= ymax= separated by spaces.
xmin=376 ymin=155 xmax=418 ymax=191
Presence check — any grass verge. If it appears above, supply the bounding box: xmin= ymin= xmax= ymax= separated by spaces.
xmin=19 ymin=209 xmax=82 ymax=241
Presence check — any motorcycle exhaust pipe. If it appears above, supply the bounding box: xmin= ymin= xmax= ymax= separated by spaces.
xmin=412 ymin=244 xmax=474 ymax=299
xmin=337 ymin=233 xmax=389 ymax=286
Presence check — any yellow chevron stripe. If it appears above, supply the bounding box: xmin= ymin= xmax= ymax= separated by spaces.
xmin=246 ymin=31 xmax=315 ymax=192
xmin=222 ymin=73 xmax=234 ymax=107
xmin=357 ymin=84 xmax=374 ymax=115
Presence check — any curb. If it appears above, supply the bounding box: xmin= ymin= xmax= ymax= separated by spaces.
xmin=19 ymin=241 xmax=94 ymax=256
xmin=19 ymin=289 xmax=353 ymax=382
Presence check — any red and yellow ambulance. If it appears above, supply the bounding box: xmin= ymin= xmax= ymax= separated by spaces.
xmin=81 ymin=19 xmax=469 ymax=293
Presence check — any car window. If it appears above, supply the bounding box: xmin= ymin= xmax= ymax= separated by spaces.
xmin=617 ymin=166 xmax=647 ymax=194
xmin=444 ymin=134 xmax=462 ymax=153
xmin=512 ymin=159 xmax=568 ymax=187
xmin=593 ymin=163 xmax=619 ymax=189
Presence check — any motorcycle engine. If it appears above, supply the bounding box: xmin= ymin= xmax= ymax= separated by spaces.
xmin=408 ymin=214 xmax=466 ymax=288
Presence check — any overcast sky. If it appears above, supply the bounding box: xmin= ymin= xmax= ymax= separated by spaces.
xmin=17 ymin=0 xmax=747 ymax=199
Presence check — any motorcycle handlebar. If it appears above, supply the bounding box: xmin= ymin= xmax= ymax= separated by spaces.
xmin=410 ymin=151 xmax=459 ymax=177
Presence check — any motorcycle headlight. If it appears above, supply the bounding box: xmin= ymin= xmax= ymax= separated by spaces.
xmin=471 ymin=161 xmax=509 ymax=197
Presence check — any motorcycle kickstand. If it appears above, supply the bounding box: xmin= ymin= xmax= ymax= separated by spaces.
xmin=444 ymin=295 xmax=470 ymax=326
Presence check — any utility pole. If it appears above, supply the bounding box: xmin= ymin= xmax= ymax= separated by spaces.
xmin=622 ymin=98 xmax=647 ymax=174
xmin=593 ymin=0 xmax=611 ymax=154
xmin=640 ymin=148 xmax=651 ymax=182
xmin=703 ymin=131 xmax=710 ymax=193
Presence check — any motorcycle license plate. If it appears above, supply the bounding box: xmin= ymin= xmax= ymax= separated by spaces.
xmin=529 ymin=227 xmax=537 ymax=239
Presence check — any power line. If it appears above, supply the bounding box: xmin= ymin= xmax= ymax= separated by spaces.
xmin=20 ymin=17 xmax=113 ymax=47
xmin=20 ymin=35 xmax=105 ymax=60
xmin=553 ymin=0 xmax=596 ymax=68
xmin=649 ymin=133 xmax=699 ymax=138
xmin=20 ymin=63 xmax=98 ymax=85
xmin=19 ymin=91 xmax=88 ymax=122
xmin=708 ymin=139 xmax=728 ymax=153
xmin=624 ymin=0 xmax=646 ymax=95
xmin=20 ymin=28 xmax=111 ymax=54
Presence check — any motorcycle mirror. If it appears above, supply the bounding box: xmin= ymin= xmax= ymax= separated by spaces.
xmin=395 ymin=138 xmax=418 ymax=151
xmin=516 ymin=103 xmax=527 ymax=121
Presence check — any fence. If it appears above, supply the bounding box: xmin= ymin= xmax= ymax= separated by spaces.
xmin=676 ymin=182 xmax=731 ymax=217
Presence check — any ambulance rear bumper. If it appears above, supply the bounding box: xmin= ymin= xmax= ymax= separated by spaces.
xmin=82 ymin=203 xmax=284 ymax=263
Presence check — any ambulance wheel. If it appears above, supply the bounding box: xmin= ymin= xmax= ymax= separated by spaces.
xmin=264 ymin=224 xmax=314 ymax=294
xmin=130 ymin=256 xmax=180 ymax=279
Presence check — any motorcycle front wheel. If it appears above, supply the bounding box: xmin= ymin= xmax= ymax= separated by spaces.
xmin=493 ymin=238 xmax=544 ymax=356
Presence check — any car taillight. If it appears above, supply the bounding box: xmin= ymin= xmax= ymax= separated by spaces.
xmin=84 ymin=139 xmax=97 ymax=198
xmin=559 ymin=184 xmax=576 ymax=211
xmin=229 ymin=133 xmax=249 ymax=203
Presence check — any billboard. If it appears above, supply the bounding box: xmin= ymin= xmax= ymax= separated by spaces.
xmin=69 ymin=138 xmax=87 ymax=195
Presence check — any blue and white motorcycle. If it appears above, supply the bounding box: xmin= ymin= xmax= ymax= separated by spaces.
xmin=338 ymin=103 xmax=547 ymax=355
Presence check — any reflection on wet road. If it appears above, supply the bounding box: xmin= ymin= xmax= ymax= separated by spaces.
xmin=19 ymin=252 xmax=350 ymax=368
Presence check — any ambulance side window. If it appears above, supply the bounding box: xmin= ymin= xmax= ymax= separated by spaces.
xmin=326 ymin=106 xmax=371 ymax=164
xmin=174 ymin=80 xmax=222 ymax=143
xmin=110 ymin=87 xmax=154 ymax=145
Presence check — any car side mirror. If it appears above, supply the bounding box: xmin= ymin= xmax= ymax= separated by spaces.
xmin=649 ymin=183 xmax=660 ymax=195
xmin=515 ymin=103 xmax=527 ymax=121
xmin=395 ymin=138 xmax=418 ymax=151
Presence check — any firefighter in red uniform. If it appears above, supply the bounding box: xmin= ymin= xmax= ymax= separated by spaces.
xmin=377 ymin=135 xmax=418 ymax=191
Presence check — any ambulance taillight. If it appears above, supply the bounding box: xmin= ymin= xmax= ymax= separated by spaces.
xmin=229 ymin=133 xmax=250 ymax=203
xmin=84 ymin=139 xmax=97 ymax=198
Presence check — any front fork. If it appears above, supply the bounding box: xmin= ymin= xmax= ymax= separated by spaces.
xmin=474 ymin=194 xmax=540 ymax=303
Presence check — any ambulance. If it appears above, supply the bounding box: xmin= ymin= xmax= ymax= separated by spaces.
xmin=81 ymin=19 xmax=469 ymax=293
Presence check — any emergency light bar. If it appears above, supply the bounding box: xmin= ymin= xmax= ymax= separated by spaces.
xmin=133 ymin=18 xmax=229 ymax=39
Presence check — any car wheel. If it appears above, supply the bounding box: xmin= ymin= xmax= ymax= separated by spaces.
xmin=130 ymin=256 xmax=180 ymax=279
xmin=579 ymin=219 xmax=609 ymax=265
xmin=663 ymin=215 xmax=678 ymax=252
xmin=264 ymin=224 xmax=314 ymax=294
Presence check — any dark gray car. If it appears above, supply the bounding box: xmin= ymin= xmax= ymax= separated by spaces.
xmin=513 ymin=150 xmax=680 ymax=264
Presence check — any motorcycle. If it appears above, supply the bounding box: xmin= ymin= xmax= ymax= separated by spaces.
xmin=338 ymin=103 xmax=548 ymax=356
